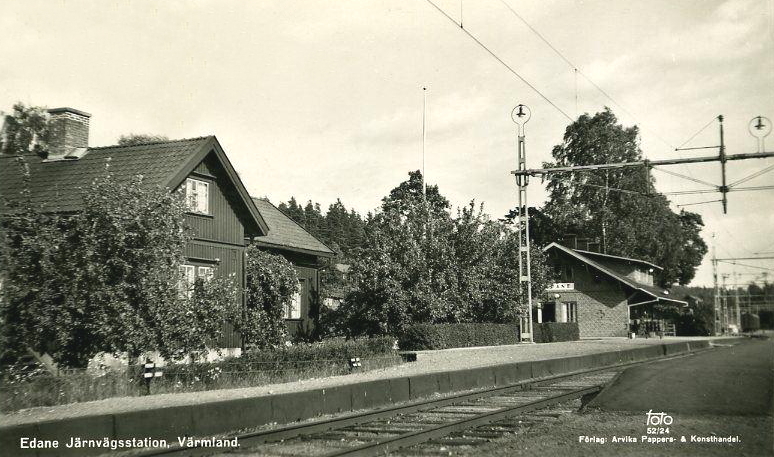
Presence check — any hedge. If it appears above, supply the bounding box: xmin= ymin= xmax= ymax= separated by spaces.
xmin=1 ymin=336 xmax=400 ymax=412
xmin=240 ymin=336 xmax=396 ymax=364
xmin=760 ymin=311 xmax=774 ymax=329
xmin=398 ymin=323 xmax=520 ymax=350
xmin=533 ymin=322 xmax=580 ymax=343
xmin=151 ymin=336 xmax=398 ymax=379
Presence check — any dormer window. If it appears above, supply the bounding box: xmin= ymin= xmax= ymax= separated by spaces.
xmin=185 ymin=178 xmax=209 ymax=214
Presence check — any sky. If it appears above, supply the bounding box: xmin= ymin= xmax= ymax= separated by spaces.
xmin=1 ymin=0 xmax=772 ymax=287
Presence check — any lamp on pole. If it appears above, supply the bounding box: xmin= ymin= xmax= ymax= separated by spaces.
xmin=511 ymin=104 xmax=534 ymax=342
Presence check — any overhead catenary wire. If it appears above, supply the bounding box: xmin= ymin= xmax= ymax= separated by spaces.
xmin=493 ymin=0 xmax=760 ymax=257
xmin=663 ymin=185 xmax=774 ymax=196
xmin=675 ymin=116 xmax=717 ymax=150
xmin=676 ymin=199 xmax=723 ymax=208
xmin=716 ymin=260 xmax=774 ymax=272
xmin=571 ymin=180 xmax=645 ymax=196
xmin=495 ymin=0 xmax=676 ymax=152
xmin=651 ymin=165 xmax=717 ymax=188
xmin=424 ymin=0 xmax=573 ymax=121
xmin=728 ymin=163 xmax=774 ymax=188
xmin=429 ymin=0 xmax=762 ymax=260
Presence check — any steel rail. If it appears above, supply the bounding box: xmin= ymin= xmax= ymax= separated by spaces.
xmin=141 ymin=370 xmax=601 ymax=457
xmin=323 ymin=385 xmax=602 ymax=457
xmin=136 ymin=347 xmax=720 ymax=457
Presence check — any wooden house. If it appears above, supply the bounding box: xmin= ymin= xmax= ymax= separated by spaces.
xmin=251 ymin=198 xmax=334 ymax=336
xmin=0 ymin=107 xmax=332 ymax=350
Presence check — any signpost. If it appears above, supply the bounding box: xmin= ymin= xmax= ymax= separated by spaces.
xmin=142 ymin=358 xmax=163 ymax=395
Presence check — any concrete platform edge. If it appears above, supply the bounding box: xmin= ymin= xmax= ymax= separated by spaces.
xmin=0 ymin=338 xmax=747 ymax=456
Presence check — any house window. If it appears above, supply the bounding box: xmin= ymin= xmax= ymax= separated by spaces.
xmin=178 ymin=264 xmax=214 ymax=298
xmin=185 ymin=178 xmax=210 ymax=214
xmin=178 ymin=264 xmax=196 ymax=298
xmin=197 ymin=266 xmax=214 ymax=281
xmin=564 ymin=302 xmax=578 ymax=323
xmin=285 ymin=280 xmax=304 ymax=320
xmin=542 ymin=302 xmax=578 ymax=323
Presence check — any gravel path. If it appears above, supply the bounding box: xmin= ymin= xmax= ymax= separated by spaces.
xmin=0 ymin=336 xmax=738 ymax=428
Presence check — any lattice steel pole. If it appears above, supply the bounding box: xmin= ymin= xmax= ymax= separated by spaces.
xmin=512 ymin=104 xmax=534 ymax=343
xmin=712 ymin=235 xmax=721 ymax=335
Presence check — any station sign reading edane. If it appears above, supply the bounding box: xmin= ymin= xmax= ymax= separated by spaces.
xmin=547 ymin=283 xmax=575 ymax=291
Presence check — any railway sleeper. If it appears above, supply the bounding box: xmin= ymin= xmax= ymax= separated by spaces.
xmin=343 ymin=425 xmax=426 ymax=434
xmin=426 ymin=436 xmax=490 ymax=446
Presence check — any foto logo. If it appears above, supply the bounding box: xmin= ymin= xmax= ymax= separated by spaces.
xmin=646 ymin=409 xmax=673 ymax=426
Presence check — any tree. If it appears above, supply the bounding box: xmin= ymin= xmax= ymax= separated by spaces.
xmin=335 ymin=171 xmax=550 ymax=336
xmin=542 ymin=108 xmax=708 ymax=286
xmin=0 ymin=103 xmax=50 ymax=157
xmin=117 ymin=134 xmax=169 ymax=146
xmin=277 ymin=196 xmax=366 ymax=257
xmin=239 ymin=245 xmax=297 ymax=349
xmin=0 ymin=160 xmax=238 ymax=367
xmin=502 ymin=206 xmax=560 ymax=248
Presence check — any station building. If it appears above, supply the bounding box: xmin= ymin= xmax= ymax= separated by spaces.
xmin=540 ymin=241 xmax=686 ymax=337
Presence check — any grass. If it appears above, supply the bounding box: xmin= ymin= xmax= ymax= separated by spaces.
xmin=0 ymin=355 xmax=404 ymax=413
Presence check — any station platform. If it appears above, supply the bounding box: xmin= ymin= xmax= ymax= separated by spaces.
xmin=0 ymin=336 xmax=746 ymax=456
xmin=0 ymin=336 xmax=725 ymax=427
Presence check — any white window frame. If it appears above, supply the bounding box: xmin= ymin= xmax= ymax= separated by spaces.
xmin=564 ymin=301 xmax=578 ymax=323
xmin=197 ymin=266 xmax=214 ymax=281
xmin=185 ymin=178 xmax=210 ymax=214
xmin=179 ymin=264 xmax=215 ymax=299
xmin=285 ymin=280 xmax=303 ymax=320
xmin=178 ymin=264 xmax=196 ymax=298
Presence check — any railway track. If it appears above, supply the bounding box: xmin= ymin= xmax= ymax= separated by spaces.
xmin=137 ymin=351 xmax=704 ymax=457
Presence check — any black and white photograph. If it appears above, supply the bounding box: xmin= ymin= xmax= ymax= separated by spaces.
xmin=0 ymin=1 xmax=772 ymax=456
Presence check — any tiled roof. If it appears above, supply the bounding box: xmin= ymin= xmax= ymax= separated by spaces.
xmin=252 ymin=198 xmax=334 ymax=257
xmin=0 ymin=137 xmax=269 ymax=235
xmin=573 ymin=249 xmax=663 ymax=271
xmin=545 ymin=242 xmax=686 ymax=306
xmin=0 ymin=137 xmax=211 ymax=213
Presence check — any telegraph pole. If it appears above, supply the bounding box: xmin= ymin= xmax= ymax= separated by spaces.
xmin=721 ymin=274 xmax=729 ymax=333
xmin=712 ymin=234 xmax=721 ymax=335
xmin=512 ymin=104 xmax=534 ymax=343
xmin=733 ymin=271 xmax=741 ymax=330
xmin=511 ymin=115 xmax=774 ymax=214
xmin=718 ymin=115 xmax=728 ymax=213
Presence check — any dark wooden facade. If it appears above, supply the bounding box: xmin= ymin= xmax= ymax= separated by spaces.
xmin=0 ymin=119 xmax=331 ymax=350
xmin=259 ymin=248 xmax=323 ymax=337
xmin=178 ymin=155 xmax=334 ymax=345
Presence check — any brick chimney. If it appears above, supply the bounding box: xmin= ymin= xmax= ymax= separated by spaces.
xmin=47 ymin=107 xmax=90 ymax=158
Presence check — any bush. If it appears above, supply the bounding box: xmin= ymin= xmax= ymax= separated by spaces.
xmin=741 ymin=313 xmax=760 ymax=332
xmin=0 ymin=336 xmax=401 ymax=412
xmin=0 ymin=163 xmax=235 ymax=367
xmin=146 ymin=336 xmax=398 ymax=389
xmin=675 ymin=313 xmax=712 ymax=336
xmin=760 ymin=311 xmax=774 ymax=330
xmin=533 ymin=322 xmax=579 ymax=343
xmin=398 ymin=323 xmax=520 ymax=350
xmin=240 ymin=246 xmax=298 ymax=349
